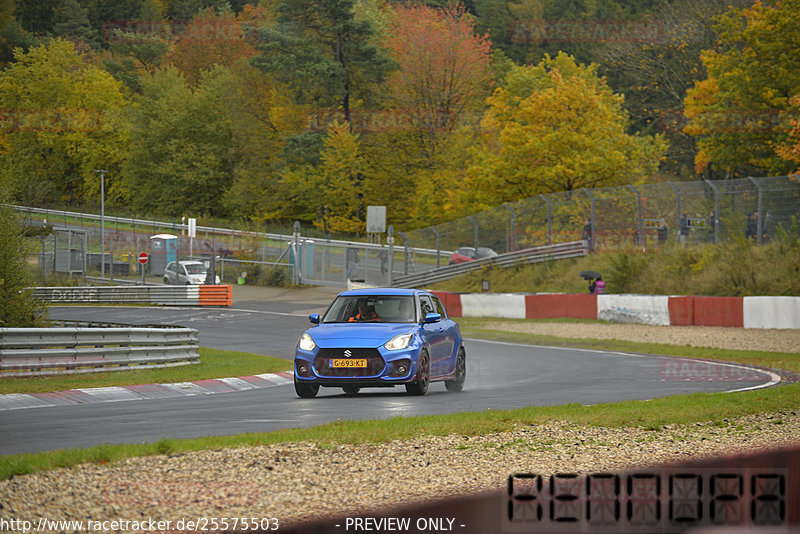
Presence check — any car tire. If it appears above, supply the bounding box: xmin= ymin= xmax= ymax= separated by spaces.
xmin=405 ymin=349 xmax=429 ymax=396
xmin=186 ymin=281 xmax=192 ymax=285
xmin=294 ymin=377 xmax=319 ymax=399
xmin=445 ymin=347 xmax=466 ymax=392
xmin=342 ymin=386 xmax=360 ymax=396
xmin=163 ymin=277 xmax=170 ymax=285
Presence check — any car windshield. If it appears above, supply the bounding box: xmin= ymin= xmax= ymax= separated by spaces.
xmin=477 ymin=247 xmax=497 ymax=257
xmin=184 ymin=264 xmax=206 ymax=275
xmin=322 ymin=295 xmax=416 ymax=323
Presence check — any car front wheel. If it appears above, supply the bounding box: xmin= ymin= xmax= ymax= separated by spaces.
xmin=163 ymin=277 xmax=170 ymax=285
xmin=294 ymin=377 xmax=319 ymax=398
xmin=445 ymin=347 xmax=466 ymax=392
xmin=405 ymin=350 xmax=429 ymax=396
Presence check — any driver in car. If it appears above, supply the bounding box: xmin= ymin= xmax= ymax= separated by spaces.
xmin=349 ymin=299 xmax=381 ymax=322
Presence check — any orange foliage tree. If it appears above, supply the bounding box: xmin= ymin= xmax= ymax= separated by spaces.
xmin=385 ymin=3 xmax=492 ymax=158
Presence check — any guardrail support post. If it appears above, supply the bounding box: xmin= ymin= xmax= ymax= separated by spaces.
xmin=398 ymin=231 xmax=410 ymax=276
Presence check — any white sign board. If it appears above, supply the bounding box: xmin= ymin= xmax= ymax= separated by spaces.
xmin=366 ymin=206 xmax=386 ymax=233
xmin=188 ymin=217 xmax=197 ymax=238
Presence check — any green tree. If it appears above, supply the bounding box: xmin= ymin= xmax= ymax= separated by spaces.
xmin=684 ymin=0 xmax=800 ymax=176
xmin=54 ymin=0 xmax=101 ymax=48
xmin=121 ymin=66 xmax=235 ymax=217
xmin=0 ymin=39 xmax=129 ymax=206
xmin=457 ymin=53 xmax=666 ymax=213
xmin=251 ymin=0 xmax=395 ymax=127
xmin=0 ymin=197 xmax=42 ymax=327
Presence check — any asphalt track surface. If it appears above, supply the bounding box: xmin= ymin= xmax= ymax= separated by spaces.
xmin=0 ymin=301 xmax=778 ymax=456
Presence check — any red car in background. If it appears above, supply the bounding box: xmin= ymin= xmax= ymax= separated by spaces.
xmin=448 ymin=246 xmax=498 ymax=265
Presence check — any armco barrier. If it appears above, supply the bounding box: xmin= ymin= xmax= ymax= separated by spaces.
xmin=30 ymin=285 xmax=232 ymax=306
xmin=0 ymin=326 xmax=199 ymax=377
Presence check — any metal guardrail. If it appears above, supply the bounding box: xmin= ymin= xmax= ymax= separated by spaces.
xmin=0 ymin=326 xmax=199 ymax=377
xmin=392 ymin=241 xmax=588 ymax=288
xmin=28 ymin=285 xmax=232 ymax=306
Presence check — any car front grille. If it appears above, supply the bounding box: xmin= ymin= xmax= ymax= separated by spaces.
xmin=314 ymin=348 xmax=385 ymax=378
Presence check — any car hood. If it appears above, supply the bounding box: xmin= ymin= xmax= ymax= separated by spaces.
xmin=307 ymin=322 xmax=416 ymax=348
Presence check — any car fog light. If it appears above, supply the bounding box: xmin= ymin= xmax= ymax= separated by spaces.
xmin=396 ymin=364 xmax=407 ymax=374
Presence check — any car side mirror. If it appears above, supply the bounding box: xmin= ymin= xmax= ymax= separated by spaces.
xmin=424 ymin=312 xmax=441 ymax=323
xmin=309 ymin=313 xmax=320 ymax=324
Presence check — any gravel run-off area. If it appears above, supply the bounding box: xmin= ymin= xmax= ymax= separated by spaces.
xmin=1 ymin=323 xmax=799 ymax=528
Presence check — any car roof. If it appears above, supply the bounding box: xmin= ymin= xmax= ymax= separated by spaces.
xmin=177 ymin=260 xmax=205 ymax=265
xmin=338 ymin=287 xmax=424 ymax=297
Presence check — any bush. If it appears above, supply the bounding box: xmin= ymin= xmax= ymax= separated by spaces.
xmin=0 ymin=203 xmax=43 ymax=326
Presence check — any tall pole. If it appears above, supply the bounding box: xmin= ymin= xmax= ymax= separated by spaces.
xmin=95 ymin=169 xmax=107 ymax=278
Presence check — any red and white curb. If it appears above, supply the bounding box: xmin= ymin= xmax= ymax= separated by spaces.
xmin=0 ymin=372 xmax=293 ymax=411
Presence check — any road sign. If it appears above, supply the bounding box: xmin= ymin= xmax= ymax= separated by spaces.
xmin=138 ymin=252 xmax=149 ymax=264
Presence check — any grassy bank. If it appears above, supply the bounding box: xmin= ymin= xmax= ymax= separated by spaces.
xmin=0 ymin=347 xmax=291 ymax=394
xmin=1 ymin=323 xmax=798 ymax=480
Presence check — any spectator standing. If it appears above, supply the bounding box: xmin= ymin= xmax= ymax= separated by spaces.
xmin=589 ymin=276 xmax=605 ymax=294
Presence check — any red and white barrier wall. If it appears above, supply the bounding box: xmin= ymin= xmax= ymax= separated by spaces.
xmin=431 ymin=291 xmax=800 ymax=329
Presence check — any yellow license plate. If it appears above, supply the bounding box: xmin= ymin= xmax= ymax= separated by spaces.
xmin=330 ymin=359 xmax=367 ymax=368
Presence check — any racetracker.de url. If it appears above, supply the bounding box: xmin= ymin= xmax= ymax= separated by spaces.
xmin=0 ymin=516 xmax=280 ymax=533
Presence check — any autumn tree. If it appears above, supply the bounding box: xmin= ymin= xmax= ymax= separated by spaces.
xmin=385 ymin=2 xmax=492 ymax=160
xmin=456 ymin=53 xmax=666 ymax=213
xmin=684 ymin=0 xmax=800 ymax=176
xmin=165 ymin=5 xmax=268 ymax=86
xmin=0 ymin=195 xmax=42 ymax=327
xmin=0 ymin=39 xmax=129 ymax=206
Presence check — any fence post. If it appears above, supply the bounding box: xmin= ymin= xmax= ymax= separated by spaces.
xmin=668 ymin=182 xmax=681 ymax=241
xmin=705 ymin=179 xmax=720 ymax=244
xmin=398 ymin=231 xmax=410 ymax=276
xmin=582 ymin=188 xmax=595 ymax=251
xmin=503 ymin=202 xmax=515 ymax=252
xmin=466 ymin=215 xmax=478 ymax=250
xmin=431 ymin=227 xmax=441 ymax=268
xmin=628 ymin=184 xmax=644 ymax=246
xmin=539 ymin=194 xmax=552 ymax=245
xmin=387 ymin=225 xmax=395 ymax=286
xmin=748 ymin=176 xmax=764 ymax=244
xmin=293 ymin=220 xmax=301 ymax=285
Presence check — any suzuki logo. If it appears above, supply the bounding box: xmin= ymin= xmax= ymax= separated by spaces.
xmin=344 ymin=350 xmax=352 ymax=358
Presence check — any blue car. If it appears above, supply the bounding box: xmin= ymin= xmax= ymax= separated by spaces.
xmin=294 ymin=288 xmax=466 ymax=398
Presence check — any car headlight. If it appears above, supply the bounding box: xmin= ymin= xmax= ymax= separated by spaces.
xmin=298 ymin=333 xmax=316 ymax=351
xmin=384 ymin=333 xmax=413 ymax=350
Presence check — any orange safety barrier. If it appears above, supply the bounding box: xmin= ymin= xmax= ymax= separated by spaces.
xmin=693 ymin=296 xmax=743 ymax=327
xmin=525 ymin=293 xmax=597 ymax=319
xmin=668 ymin=296 xmax=694 ymax=326
xmin=198 ymin=285 xmax=233 ymax=307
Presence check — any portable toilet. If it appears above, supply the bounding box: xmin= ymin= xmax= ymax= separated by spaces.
xmin=149 ymin=234 xmax=178 ymax=276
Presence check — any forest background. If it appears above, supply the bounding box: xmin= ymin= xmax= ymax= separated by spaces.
xmin=1 ymin=0 xmax=799 ymax=236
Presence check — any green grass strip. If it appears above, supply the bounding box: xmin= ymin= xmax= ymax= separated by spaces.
xmin=0 ymin=348 xmax=291 ymax=394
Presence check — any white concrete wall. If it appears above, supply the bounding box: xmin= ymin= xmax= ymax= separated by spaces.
xmin=743 ymin=296 xmax=800 ymax=329
xmin=597 ymin=294 xmax=671 ymax=326
xmin=459 ymin=293 xmax=527 ymax=319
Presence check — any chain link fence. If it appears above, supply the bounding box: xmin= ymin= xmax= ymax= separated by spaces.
xmin=402 ymin=176 xmax=800 ymax=256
